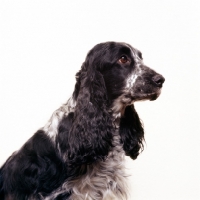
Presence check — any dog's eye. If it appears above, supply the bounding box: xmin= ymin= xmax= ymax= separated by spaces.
xmin=119 ymin=55 xmax=128 ymax=64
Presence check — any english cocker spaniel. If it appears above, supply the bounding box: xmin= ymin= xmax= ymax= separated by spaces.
xmin=0 ymin=42 xmax=165 ymax=200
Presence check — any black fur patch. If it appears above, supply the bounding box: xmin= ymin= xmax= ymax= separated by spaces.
xmin=119 ymin=105 xmax=144 ymax=160
xmin=0 ymin=130 xmax=67 ymax=199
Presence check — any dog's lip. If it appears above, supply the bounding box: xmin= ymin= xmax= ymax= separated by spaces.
xmin=122 ymin=90 xmax=161 ymax=103
xmin=131 ymin=92 xmax=160 ymax=101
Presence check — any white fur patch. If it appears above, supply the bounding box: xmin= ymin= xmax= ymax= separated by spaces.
xmin=42 ymin=97 xmax=76 ymax=141
xmin=126 ymin=74 xmax=138 ymax=89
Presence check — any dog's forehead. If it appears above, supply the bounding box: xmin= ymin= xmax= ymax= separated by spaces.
xmin=89 ymin=42 xmax=143 ymax=64
xmin=121 ymin=43 xmax=141 ymax=57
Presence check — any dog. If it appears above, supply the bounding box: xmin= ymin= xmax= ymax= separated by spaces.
xmin=0 ymin=42 xmax=165 ymax=200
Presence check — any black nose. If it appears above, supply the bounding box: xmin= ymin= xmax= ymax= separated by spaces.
xmin=152 ymin=74 xmax=165 ymax=87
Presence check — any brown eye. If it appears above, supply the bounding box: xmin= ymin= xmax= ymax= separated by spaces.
xmin=119 ymin=55 xmax=128 ymax=64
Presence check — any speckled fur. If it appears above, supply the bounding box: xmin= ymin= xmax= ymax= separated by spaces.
xmin=41 ymin=98 xmax=128 ymax=200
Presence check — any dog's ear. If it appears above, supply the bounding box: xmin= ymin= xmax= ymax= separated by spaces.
xmin=67 ymin=58 xmax=113 ymax=165
xmin=119 ymin=105 xmax=144 ymax=160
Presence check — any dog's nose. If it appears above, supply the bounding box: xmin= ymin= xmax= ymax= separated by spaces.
xmin=152 ymin=74 xmax=165 ymax=87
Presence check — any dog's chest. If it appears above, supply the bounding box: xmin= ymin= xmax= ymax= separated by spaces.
xmin=68 ymin=147 xmax=127 ymax=199
xmin=45 ymin=135 xmax=128 ymax=200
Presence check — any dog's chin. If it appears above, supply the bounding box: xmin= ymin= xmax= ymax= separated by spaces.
xmin=149 ymin=89 xmax=162 ymax=101
xmin=148 ymin=93 xmax=161 ymax=101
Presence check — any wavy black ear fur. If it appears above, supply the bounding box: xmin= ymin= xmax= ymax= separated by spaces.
xmin=66 ymin=55 xmax=114 ymax=165
xmin=119 ymin=105 xmax=144 ymax=160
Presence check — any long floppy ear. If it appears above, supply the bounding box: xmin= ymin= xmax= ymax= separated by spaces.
xmin=119 ymin=105 xmax=144 ymax=160
xmin=67 ymin=60 xmax=113 ymax=165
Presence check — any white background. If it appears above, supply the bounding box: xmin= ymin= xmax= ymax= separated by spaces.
xmin=0 ymin=0 xmax=200 ymax=199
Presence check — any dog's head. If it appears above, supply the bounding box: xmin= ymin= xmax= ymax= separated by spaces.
xmin=77 ymin=42 xmax=164 ymax=113
xmin=71 ymin=42 xmax=165 ymax=162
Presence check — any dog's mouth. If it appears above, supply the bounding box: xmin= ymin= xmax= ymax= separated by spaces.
xmin=122 ymin=90 xmax=161 ymax=103
xmin=137 ymin=90 xmax=161 ymax=101
xmin=112 ymin=89 xmax=162 ymax=114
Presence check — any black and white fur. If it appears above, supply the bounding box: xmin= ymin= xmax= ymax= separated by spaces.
xmin=0 ymin=42 xmax=165 ymax=200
